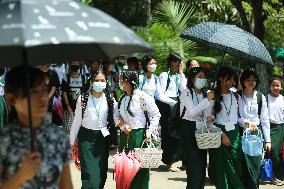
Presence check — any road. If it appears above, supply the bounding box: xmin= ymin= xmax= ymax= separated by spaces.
xmin=70 ymin=149 xmax=279 ymax=189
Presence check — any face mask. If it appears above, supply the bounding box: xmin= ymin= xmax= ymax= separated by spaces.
xmin=195 ymin=78 xmax=207 ymax=89
xmin=92 ymin=82 xmax=106 ymax=93
xmin=70 ymin=65 xmax=80 ymax=72
xmin=147 ymin=64 xmax=157 ymax=73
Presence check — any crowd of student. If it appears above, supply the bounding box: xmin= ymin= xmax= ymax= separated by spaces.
xmin=0 ymin=53 xmax=283 ymax=189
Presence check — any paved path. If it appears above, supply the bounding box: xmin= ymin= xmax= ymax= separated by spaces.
xmin=70 ymin=149 xmax=279 ymax=189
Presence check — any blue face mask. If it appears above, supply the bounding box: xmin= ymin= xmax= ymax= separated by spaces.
xmin=92 ymin=82 xmax=106 ymax=93
xmin=195 ymin=78 xmax=207 ymax=89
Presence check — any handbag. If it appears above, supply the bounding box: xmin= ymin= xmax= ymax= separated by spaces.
xmin=134 ymin=140 xmax=163 ymax=168
xmin=241 ymin=128 xmax=263 ymax=156
xmin=282 ymin=143 xmax=284 ymax=159
xmin=260 ymin=152 xmax=273 ymax=181
xmin=195 ymin=123 xmax=222 ymax=149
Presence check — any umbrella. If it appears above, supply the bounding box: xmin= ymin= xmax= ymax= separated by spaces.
xmin=124 ymin=152 xmax=140 ymax=189
xmin=113 ymin=150 xmax=141 ymax=189
xmin=0 ymin=0 xmax=152 ymax=66
xmin=0 ymin=0 xmax=152 ymax=150
xmin=180 ymin=22 xmax=273 ymax=65
xmin=113 ymin=151 xmax=123 ymax=189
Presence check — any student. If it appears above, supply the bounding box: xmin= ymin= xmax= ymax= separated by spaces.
xmin=69 ymin=71 xmax=115 ymax=189
xmin=139 ymin=54 xmax=176 ymax=106
xmin=0 ymin=65 xmax=73 ymax=189
xmin=102 ymin=60 xmax=120 ymax=149
xmin=207 ymin=67 xmax=245 ymax=188
xmin=127 ymin=57 xmax=139 ymax=71
xmin=61 ymin=61 xmax=87 ymax=132
xmin=0 ymin=67 xmax=8 ymax=128
xmin=114 ymin=70 xmax=161 ymax=189
xmin=179 ymin=67 xmax=214 ymax=188
xmin=39 ymin=64 xmax=60 ymax=122
xmin=158 ymin=52 xmax=187 ymax=172
xmin=267 ymin=78 xmax=284 ymax=185
xmin=238 ymin=68 xmax=271 ymax=189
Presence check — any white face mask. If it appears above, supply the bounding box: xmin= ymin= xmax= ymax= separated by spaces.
xmin=147 ymin=64 xmax=157 ymax=73
xmin=195 ymin=78 xmax=207 ymax=89
xmin=92 ymin=82 xmax=106 ymax=93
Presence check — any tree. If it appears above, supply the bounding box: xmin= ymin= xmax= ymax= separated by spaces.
xmin=133 ymin=0 xmax=198 ymax=73
xmin=194 ymin=0 xmax=284 ymax=92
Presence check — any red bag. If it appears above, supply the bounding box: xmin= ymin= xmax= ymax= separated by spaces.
xmin=282 ymin=143 xmax=284 ymax=160
xmin=72 ymin=143 xmax=81 ymax=171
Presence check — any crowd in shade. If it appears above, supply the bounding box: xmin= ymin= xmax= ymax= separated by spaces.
xmin=0 ymin=52 xmax=283 ymax=189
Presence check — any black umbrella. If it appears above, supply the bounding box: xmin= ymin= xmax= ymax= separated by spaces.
xmin=0 ymin=0 xmax=152 ymax=150
xmin=0 ymin=0 xmax=152 ymax=66
xmin=180 ymin=22 xmax=273 ymax=65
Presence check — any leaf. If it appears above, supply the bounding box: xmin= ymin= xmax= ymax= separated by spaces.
xmin=152 ymin=0 xmax=197 ymax=32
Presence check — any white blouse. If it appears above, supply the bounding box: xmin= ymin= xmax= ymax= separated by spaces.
xmin=114 ymin=89 xmax=161 ymax=136
xmin=267 ymin=94 xmax=284 ymax=124
xmin=159 ymin=72 xmax=187 ymax=98
xmin=213 ymin=92 xmax=239 ymax=131
xmin=238 ymin=91 xmax=270 ymax=142
xmin=139 ymin=74 xmax=176 ymax=106
xmin=69 ymin=94 xmax=117 ymax=145
xmin=179 ymin=88 xmax=211 ymax=124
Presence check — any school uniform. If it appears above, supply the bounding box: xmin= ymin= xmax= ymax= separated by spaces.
xmin=70 ymin=93 xmax=115 ymax=189
xmin=238 ymin=91 xmax=271 ymax=189
xmin=157 ymin=71 xmax=187 ymax=165
xmin=114 ymin=89 xmax=161 ymax=189
xmin=267 ymin=94 xmax=284 ymax=180
xmin=0 ymin=74 xmax=8 ymax=128
xmin=179 ymin=88 xmax=211 ymax=189
xmin=208 ymin=92 xmax=245 ymax=189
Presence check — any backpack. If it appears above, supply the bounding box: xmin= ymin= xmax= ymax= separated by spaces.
xmin=168 ymin=88 xmax=207 ymax=139
xmin=140 ymin=74 xmax=159 ymax=99
xmin=118 ymin=92 xmax=150 ymax=133
xmin=236 ymin=91 xmax=263 ymax=117
xmin=165 ymin=72 xmax=180 ymax=95
xmin=81 ymin=92 xmax=114 ymax=129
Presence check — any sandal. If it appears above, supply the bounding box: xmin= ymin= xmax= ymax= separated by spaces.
xmin=271 ymin=178 xmax=284 ymax=186
xmin=168 ymin=166 xmax=181 ymax=172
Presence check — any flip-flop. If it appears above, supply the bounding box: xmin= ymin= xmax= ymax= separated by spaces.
xmin=271 ymin=179 xmax=284 ymax=186
xmin=168 ymin=167 xmax=181 ymax=172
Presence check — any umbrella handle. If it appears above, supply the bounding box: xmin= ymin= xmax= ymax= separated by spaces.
xmin=126 ymin=134 xmax=129 ymax=149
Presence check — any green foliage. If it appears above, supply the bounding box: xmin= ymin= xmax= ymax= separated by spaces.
xmin=133 ymin=0 xmax=199 ymax=73
xmin=80 ymin=0 xmax=92 ymax=6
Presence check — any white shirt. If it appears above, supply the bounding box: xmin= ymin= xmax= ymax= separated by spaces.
xmin=114 ymin=90 xmax=161 ymax=136
xmin=267 ymin=94 xmax=284 ymax=124
xmin=238 ymin=91 xmax=271 ymax=142
xmin=69 ymin=93 xmax=117 ymax=145
xmin=213 ymin=92 xmax=239 ymax=131
xmin=0 ymin=75 xmax=4 ymax=96
xmin=139 ymin=74 xmax=176 ymax=106
xmin=180 ymin=88 xmax=211 ymax=125
xmin=159 ymin=72 xmax=187 ymax=98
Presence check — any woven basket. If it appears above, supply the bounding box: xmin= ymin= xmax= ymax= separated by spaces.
xmin=134 ymin=140 xmax=163 ymax=168
xmin=195 ymin=124 xmax=222 ymax=149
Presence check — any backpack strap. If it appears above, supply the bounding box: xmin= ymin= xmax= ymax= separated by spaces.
xmin=256 ymin=92 xmax=263 ymax=117
xmin=140 ymin=74 xmax=147 ymax=90
xmin=81 ymin=92 xmax=89 ymax=119
xmin=233 ymin=91 xmax=240 ymax=118
xmin=106 ymin=94 xmax=114 ymax=128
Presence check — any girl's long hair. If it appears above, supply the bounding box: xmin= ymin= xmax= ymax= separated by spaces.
xmin=118 ymin=70 xmax=139 ymax=117
xmin=213 ymin=67 xmax=235 ymax=115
